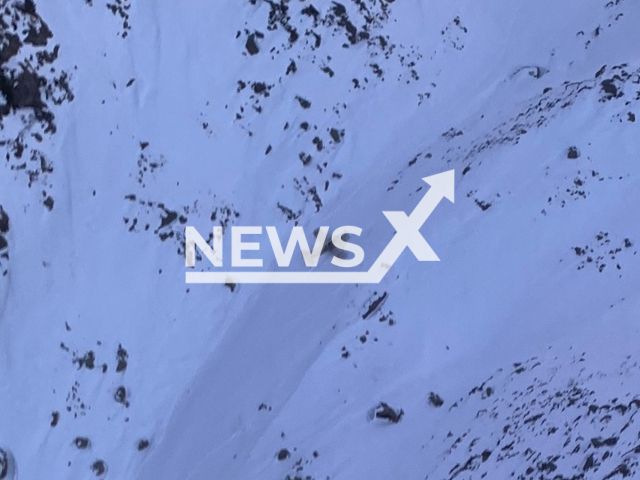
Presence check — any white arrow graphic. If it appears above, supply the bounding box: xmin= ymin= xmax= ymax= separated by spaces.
xmin=186 ymin=170 xmax=455 ymax=284
xmin=367 ymin=169 xmax=455 ymax=282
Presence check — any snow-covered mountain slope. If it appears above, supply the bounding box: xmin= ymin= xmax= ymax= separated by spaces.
xmin=1 ymin=0 xmax=640 ymax=479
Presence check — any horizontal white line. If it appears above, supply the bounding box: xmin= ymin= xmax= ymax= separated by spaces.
xmin=186 ymin=271 xmax=379 ymax=284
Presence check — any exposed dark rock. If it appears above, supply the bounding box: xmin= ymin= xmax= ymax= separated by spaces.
xmin=277 ymin=448 xmax=290 ymax=461
xmin=245 ymin=33 xmax=260 ymax=55
xmin=591 ymin=436 xmax=619 ymax=448
xmin=105 ymin=0 xmax=131 ymax=38
xmin=301 ymin=4 xmax=319 ymax=20
xmin=19 ymin=0 xmax=37 ymax=16
xmin=158 ymin=210 xmax=178 ymax=229
xmin=137 ymin=439 xmax=150 ymax=451
xmin=1 ymin=68 xmax=43 ymax=110
xmin=91 ymin=459 xmax=107 ymax=477
xmin=74 ymin=350 xmax=95 ymax=370
xmin=0 ymin=207 xmax=8 ymax=234
xmin=295 ymin=96 xmax=311 ymax=109
xmin=362 ymin=292 xmax=388 ymax=319
xmin=74 ymin=437 xmax=91 ymax=449
xmin=42 ymin=196 xmax=54 ymax=211
xmin=116 ymin=344 xmax=128 ymax=372
xmin=298 ymin=152 xmax=312 ymax=165
xmin=329 ymin=128 xmax=343 ymax=142
xmin=375 ymin=402 xmax=404 ymax=423
xmin=24 ymin=20 xmax=52 ymax=47
xmin=583 ymin=453 xmax=596 ymax=471
xmin=475 ymin=199 xmax=492 ymax=211
xmin=114 ymin=386 xmax=129 ymax=407
xmin=429 ymin=392 xmax=444 ymax=407
xmin=601 ymin=79 xmax=619 ymax=98
xmin=567 ymin=146 xmax=580 ymax=159
xmin=0 ymin=34 xmax=21 ymax=64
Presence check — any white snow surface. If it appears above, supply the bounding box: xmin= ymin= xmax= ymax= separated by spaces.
xmin=1 ymin=0 xmax=640 ymax=479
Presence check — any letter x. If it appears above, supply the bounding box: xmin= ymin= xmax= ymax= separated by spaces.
xmin=382 ymin=211 xmax=439 ymax=261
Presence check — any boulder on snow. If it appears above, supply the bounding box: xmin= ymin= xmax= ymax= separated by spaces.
xmin=276 ymin=448 xmax=290 ymax=460
xmin=428 ymin=392 xmax=444 ymax=407
xmin=74 ymin=437 xmax=91 ymax=450
xmin=567 ymin=146 xmax=580 ymax=159
xmin=91 ymin=459 xmax=107 ymax=477
xmin=374 ymin=402 xmax=404 ymax=423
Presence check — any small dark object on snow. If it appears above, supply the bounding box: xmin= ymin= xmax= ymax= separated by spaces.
xmin=329 ymin=128 xmax=343 ymax=143
xmin=137 ymin=439 xmax=150 ymax=451
xmin=43 ymin=196 xmax=54 ymax=211
xmin=91 ymin=459 xmax=107 ymax=476
xmin=295 ymin=96 xmax=311 ymax=109
xmin=428 ymin=392 xmax=444 ymax=407
xmin=245 ymin=34 xmax=259 ymax=55
xmin=375 ymin=402 xmax=404 ymax=423
xmin=277 ymin=448 xmax=290 ymax=461
xmin=114 ymin=386 xmax=129 ymax=406
xmin=116 ymin=344 xmax=128 ymax=372
xmin=567 ymin=146 xmax=580 ymax=159
xmin=74 ymin=437 xmax=91 ymax=449
xmin=362 ymin=292 xmax=388 ymax=319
